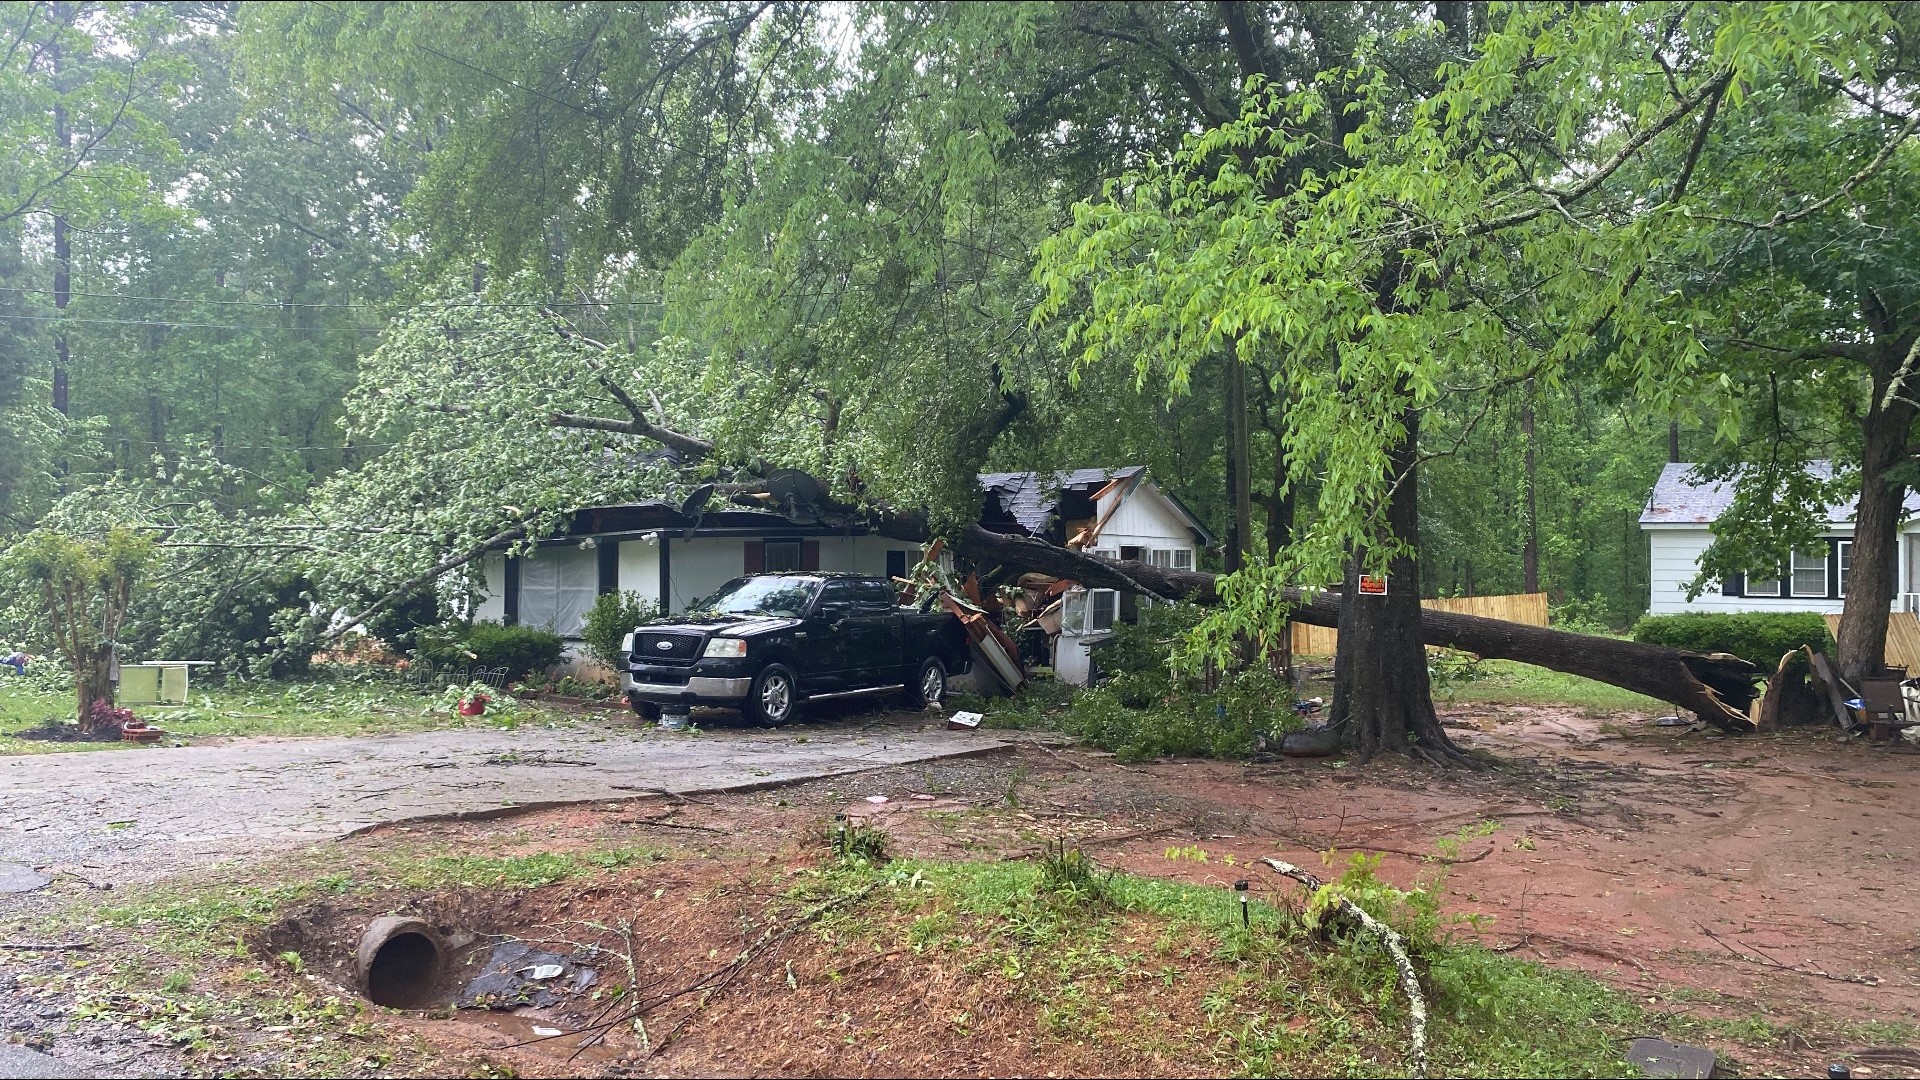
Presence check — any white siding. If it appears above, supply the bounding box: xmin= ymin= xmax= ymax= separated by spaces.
xmin=1094 ymin=481 xmax=1197 ymax=556
xmin=666 ymin=537 xmax=748 ymax=613
xmin=616 ymin=539 xmax=662 ymax=610
xmin=815 ymin=535 xmax=918 ymax=576
xmin=1646 ymin=527 xmax=1847 ymax=615
xmin=475 ymin=554 xmax=507 ymax=623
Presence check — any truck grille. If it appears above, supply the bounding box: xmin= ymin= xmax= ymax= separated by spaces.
xmin=634 ymin=631 xmax=703 ymax=666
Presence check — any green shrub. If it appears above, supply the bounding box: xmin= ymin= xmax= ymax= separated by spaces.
xmin=582 ymin=591 xmax=659 ymax=670
xmin=1629 ymin=611 xmax=1833 ymax=668
xmin=1060 ymin=665 xmax=1298 ymax=762
xmin=414 ymin=622 xmax=565 ymax=680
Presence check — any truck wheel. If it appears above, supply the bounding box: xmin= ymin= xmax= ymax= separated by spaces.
xmin=746 ymin=664 xmax=800 ymax=726
xmin=626 ymin=692 xmax=661 ymax=722
xmin=909 ymin=657 xmax=947 ymax=709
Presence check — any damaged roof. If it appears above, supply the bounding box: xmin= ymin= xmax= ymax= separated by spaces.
xmin=977 ymin=466 xmax=1145 ymax=535
xmin=1640 ymin=461 xmax=1920 ymax=525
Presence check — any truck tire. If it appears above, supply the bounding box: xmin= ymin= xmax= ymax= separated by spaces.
xmin=746 ymin=664 xmax=800 ymax=726
xmin=626 ymin=692 xmax=661 ymax=722
xmin=908 ymin=657 xmax=947 ymax=710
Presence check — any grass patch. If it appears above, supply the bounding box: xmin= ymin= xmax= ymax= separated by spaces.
xmin=0 ymin=677 xmax=572 ymax=755
xmin=1430 ymin=660 xmax=1663 ymax=712
xmin=808 ymin=856 xmax=1648 ymax=1077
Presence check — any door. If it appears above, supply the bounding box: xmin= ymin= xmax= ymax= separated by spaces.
xmin=803 ymin=580 xmax=861 ymax=692
xmin=841 ymin=580 xmax=902 ymax=688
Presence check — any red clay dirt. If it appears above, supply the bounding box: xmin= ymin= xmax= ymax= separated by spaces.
xmin=296 ymin=698 xmax=1920 ymax=1077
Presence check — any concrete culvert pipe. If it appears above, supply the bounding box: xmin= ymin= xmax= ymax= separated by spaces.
xmin=356 ymin=916 xmax=446 ymax=1009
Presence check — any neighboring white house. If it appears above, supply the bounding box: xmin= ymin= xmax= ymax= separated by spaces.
xmin=979 ymin=466 xmax=1215 ymax=684
xmin=471 ymin=467 xmax=1213 ymax=684
xmin=1640 ymin=461 xmax=1920 ymax=615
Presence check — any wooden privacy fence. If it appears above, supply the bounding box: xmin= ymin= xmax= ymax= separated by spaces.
xmin=1290 ymin=592 xmax=1551 ymax=656
xmin=1822 ymin=612 xmax=1920 ymax=675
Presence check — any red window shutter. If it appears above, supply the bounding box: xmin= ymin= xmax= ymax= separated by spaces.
xmin=802 ymin=540 xmax=820 ymax=570
xmin=744 ymin=541 xmax=764 ymax=574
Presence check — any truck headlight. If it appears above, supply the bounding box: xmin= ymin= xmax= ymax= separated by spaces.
xmin=702 ymin=638 xmax=747 ymax=658
xmin=620 ymin=632 xmax=636 ymax=654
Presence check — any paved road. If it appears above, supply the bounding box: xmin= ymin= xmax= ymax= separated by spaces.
xmin=0 ymin=719 xmax=1005 ymax=895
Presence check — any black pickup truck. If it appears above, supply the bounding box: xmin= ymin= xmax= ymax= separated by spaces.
xmin=620 ymin=573 xmax=972 ymax=725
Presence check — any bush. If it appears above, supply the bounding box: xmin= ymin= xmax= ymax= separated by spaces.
xmin=1629 ymin=611 xmax=1833 ymax=669
xmin=1060 ymin=665 xmax=1298 ymax=762
xmin=582 ymin=591 xmax=659 ymax=670
xmin=414 ymin=622 xmax=564 ymax=681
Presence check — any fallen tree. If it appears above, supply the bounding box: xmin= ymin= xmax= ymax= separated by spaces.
xmin=926 ymin=522 xmax=1763 ymax=732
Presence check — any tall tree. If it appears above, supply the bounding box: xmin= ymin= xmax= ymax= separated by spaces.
xmin=1036 ymin=2 xmax=1894 ymax=758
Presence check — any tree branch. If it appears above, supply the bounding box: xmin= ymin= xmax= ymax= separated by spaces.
xmin=1470 ymin=68 xmax=1733 ymax=236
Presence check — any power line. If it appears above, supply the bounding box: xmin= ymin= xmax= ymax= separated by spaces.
xmin=0 ymin=312 xmax=383 ymax=333
xmin=0 ymin=285 xmax=667 ymax=310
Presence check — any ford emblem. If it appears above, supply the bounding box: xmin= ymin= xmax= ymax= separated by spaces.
xmin=656 ymin=640 xmax=675 ymax=651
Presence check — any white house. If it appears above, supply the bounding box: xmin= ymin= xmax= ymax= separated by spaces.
xmin=471 ymin=467 xmax=1213 ymax=684
xmin=1640 ymin=461 xmax=1920 ymax=615
xmin=980 ymin=466 xmax=1215 ymax=684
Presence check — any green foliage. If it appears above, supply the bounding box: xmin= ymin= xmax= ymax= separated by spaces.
xmin=1035 ymin=840 xmax=1111 ymax=908
xmin=582 ymin=591 xmax=658 ymax=671
xmin=1038 ymin=604 xmax=1302 ymax=761
xmin=414 ymin=623 xmax=564 ymax=681
xmin=1060 ymin=665 xmax=1297 ymax=763
xmin=1426 ymin=649 xmax=1488 ymax=701
xmin=2 ymin=526 xmax=155 ymax=725
xmin=1548 ymin=598 xmax=1621 ymax=637
xmin=1630 ymin=612 xmax=1833 ymax=669
xmin=826 ymin=818 xmax=891 ymax=868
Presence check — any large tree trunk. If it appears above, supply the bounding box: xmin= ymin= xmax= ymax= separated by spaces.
xmin=1326 ymin=410 xmax=1462 ymax=763
xmin=1837 ymin=337 xmax=1919 ymax=684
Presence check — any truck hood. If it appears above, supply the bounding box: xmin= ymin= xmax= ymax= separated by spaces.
xmin=642 ymin=614 xmax=801 ymax=638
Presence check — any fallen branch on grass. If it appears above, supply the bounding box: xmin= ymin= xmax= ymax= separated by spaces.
xmin=1259 ymin=857 xmax=1429 ymax=1079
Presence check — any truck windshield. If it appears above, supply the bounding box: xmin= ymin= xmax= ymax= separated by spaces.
xmin=694 ymin=576 xmax=820 ymax=618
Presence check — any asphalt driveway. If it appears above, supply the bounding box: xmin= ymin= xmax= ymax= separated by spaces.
xmin=0 ymin=716 xmax=1005 ymax=896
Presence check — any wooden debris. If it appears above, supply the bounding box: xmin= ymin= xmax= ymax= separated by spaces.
xmin=1807 ymin=651 xmax=1857 ymax=731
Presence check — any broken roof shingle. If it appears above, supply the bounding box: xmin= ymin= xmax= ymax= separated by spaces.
xmin=977 ymin=466 xmax=1145 ymax=535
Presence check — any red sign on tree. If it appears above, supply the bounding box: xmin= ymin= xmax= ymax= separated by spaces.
xmin=1358 ymin=575 xmax=1388 ymax=596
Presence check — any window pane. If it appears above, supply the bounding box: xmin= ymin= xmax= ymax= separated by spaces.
xmin=1171 ymin=549 xmax=1193 ymax=570
xmin=1089 ymin=590 xmax=1118 ymax=632
xmin=1148 ymin=549 xmax=1170 ymax=567
xmin=1839 ymin=541 xmax=1852 ymax=597
xmin=519 ymin=546 xmax=597 ymax=636
xmin=1790 ymin=550 xmax=1827 ymax=597
xmin=1061 ymin=591 xmax=1088 ymax=634
xmin=1745 ymin=574 xmax=1781 ymax=597
xmin=764 ymin=540 xmax=803 ymax=571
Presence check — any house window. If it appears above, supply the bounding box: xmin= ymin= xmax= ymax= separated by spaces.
xmin=1088 ymin=590 xmax=1119 ymax=632
xmin=1147 ymin=549 xmax=1170 ymax=567
xmin=518 ymin=545 xmax=597 ymax=637
xmin=1171 ymin=549 xmax=1193 ymax=570
xmin=1790 ymin=549 xmax=1828 ymax=597
xmin=1743 ymin=571 xmax=1782 ymax=597
xmin=764 ymin=539 xmax=803 ymax=571
xmin=1061 ymin=589 xmax=1087 ymax=634
xmin=1838 ymin=540 xmax=1852 ymax=597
